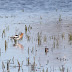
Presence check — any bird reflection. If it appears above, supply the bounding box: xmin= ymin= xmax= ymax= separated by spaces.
xmin=13 ymin=43 xmax=24 ymax=50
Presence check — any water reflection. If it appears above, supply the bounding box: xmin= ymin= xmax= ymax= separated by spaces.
xmin=31 ymin=63 xmax=35 ymax=72
xmin=7 ymin=61 xmax=10 ymax=72
xmin=13 ymin=43 xmax=24 ymax=50
xmin=28 ymin=62 xmax=36 ymax=72
xmin=2 ymin=61 xmax=5 ymax=72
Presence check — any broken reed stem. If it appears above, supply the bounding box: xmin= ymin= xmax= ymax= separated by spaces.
xmin=5 ymin=40 xmax=7 ymax=51
xmin=7 ymin=61 xmax=9 ymax=71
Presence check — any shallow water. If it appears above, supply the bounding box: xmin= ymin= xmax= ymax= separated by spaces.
xmin=0 ymin=11 xmax=72 ymax=72
xmin=0 ymin=0 xmax=72 ymax=72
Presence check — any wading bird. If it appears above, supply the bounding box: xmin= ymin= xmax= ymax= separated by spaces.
xmin=10 ymin=33 xmax=23 ymax=41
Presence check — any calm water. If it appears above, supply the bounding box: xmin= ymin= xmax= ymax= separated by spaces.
xmin=0 ymin=12 xmax=72 ymax=72
xmin=0 ymin=0 xmax=72 ymax=12
xmin=0 ymin=0 xmax=72 ymax=72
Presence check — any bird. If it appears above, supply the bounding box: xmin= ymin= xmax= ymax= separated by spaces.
xmin=10 ymin=33 xmax=23 ymax=41
xmin=45 ymin=48 xmax=49 ymax=53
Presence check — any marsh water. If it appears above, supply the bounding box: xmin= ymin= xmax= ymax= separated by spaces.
xmin=0 ymin=11 xmax=72 ymax=72
xmin=0 ymin=0 xmax=72 ymax=72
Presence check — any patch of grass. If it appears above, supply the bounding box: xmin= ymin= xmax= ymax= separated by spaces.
xmin=28 ymin=57 xmax=29 ymax=65
xmin=44 ymin=35 xmax=47 ymax=42
xmin=42 ymin=68 xmax=44 ymax=72
xmin=62 ymin=33 xmax=65 ymax=40
xmin=28 ymin=47 xmax=29 ymax=54
xmin=26 ymin=35 xmax=30 ymax=41
xmin=17 ymin=60 xmax=20 ymax=68
xmin=53 ymin=42 xmax=55 ymax=48
xmin=38 ymin=32 xmax=41 ymax=45
xmin=3 ymin=29 xmax=5 ymax=34
xmin=34 ymin=57 xmax=35 ymax=64
xmin=2 ymin=26 xmax=9 ymax=38
xmin=28 ymin=25 xmax=32 ymax=32
xmin=6 ymin=26 xmax=9 ymax=31
xmin=22 ymin=9 xmax=24 ymax=12
xmin=5 ymin=40 xmax=7 ymax=52
xmin=25 ymin=25 xmax=27 ymax=33
xmin=2 ymin=61 xmax=5 ymax=69
xmin=59 ymin=15 xmax=62 ymax=21
xmin=69 ymin=34 xmax=72 ymax=41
